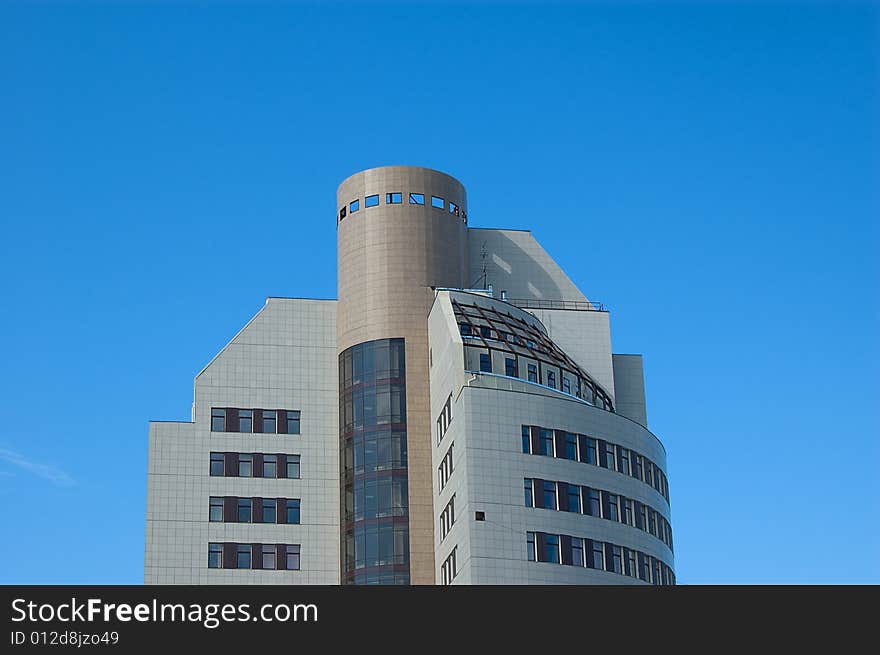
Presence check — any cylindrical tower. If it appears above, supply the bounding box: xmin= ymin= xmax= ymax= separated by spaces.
xmin=337 ymin=166 xmax=469 ymax=584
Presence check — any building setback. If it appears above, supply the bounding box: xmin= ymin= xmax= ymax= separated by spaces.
xmin=145 ymin=165 xmax=675 ymax=585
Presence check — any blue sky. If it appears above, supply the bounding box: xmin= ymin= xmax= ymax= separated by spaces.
xmin=0 ymin=1 xmax=876 ymax=584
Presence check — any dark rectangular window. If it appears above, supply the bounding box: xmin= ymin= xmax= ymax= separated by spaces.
xmin=459 ymin=323 xmax=472 ymax=336
xmin=287 ymin=411 xmax=301 ymax=435
xmin=210 ymin=453 xmax=224 ymax=476
xmin=286 ymin=455 xmax=301 ymax=479
xmin=365 ymin=194 xmax=379 ymax=207
xmin=584 ymin=437 xmax=597 ymax=465
xmin=238 ymin=454 xmax=252 ymax=477
xmin=607 ymin=492 xmax=620 ymax=522
xmin=286 ymin=545 xmax=301 ymax=570
xmin=386 ymin=192 xmax=402 ymax=204
xmin=239 ymin=410 xmax=252 ymax=433
xmin=263 ymin=454 xmax=277 ymax=478
xmin=287 ymin=499 xmax=301 ymax=524
xmin=479 ymin=353 xmax=491 ymax=372
xmin=618 ymin=447 xmax=631 ymax=476
xmin=208 ymin=543 xmax=222 ymax=569
xmin=527 ymin=363 xmax=538 ymax=382
xmin=431 ymin=196 xmax=445 ymax=209
xmin=542 ymin=480 xmax=557 ymax=510
xmin=521 ymin=425 xmax=531 ymax=453
xmin=562 ymin=377 xmax=571 ymax=394
xmin=262 ymin=499 xmax=276 ymax=524
xmin=645 ymin=460 xmax=655 ymax=487
xmin=544 ymin=534 xmax=560 ymax=564
xmin=564 ymin=433 xmax=578 ymax=460
xmin=624 ymin=548 xmax=636 ymax=577
xmin=524 ymin=478 xmax=533 ymax=507
xmin=262 ymin=545 xmax=276 ymax=570
xmin=409 ymin=193 xmax=424 ymax=205
xmin=262 ymin=411 xmax=277 ymax=434
xmin=236 ymin=544 xmax=251 ymax=569
xmin=526 ymin=532 xmax=536 ymax=561
xmin=237 ymin=498 xmax=252 ymax=523
xmin=505 ymin=357 xmax=518 ymax=377
xmin=209 ymin=497 xmax=223 ymax=522
xmin=211 ymin=408 xmax=225 ymax=432
xmin=546 ymin=371 xmax=555 ymax=389
xmin=591 ymin=541 xmax=605 ymax=570
xmin=632 ymin=454 xmax=644 ymax=481
xmin=350 ymin=199 xmax=360 ymax=213
xmin=480 ymin=325 xmax=492 ymax=338
xmin=584 ymin=487 xmax=600 ymax=517
xmin=567 ymin=485 xmax=581 ymax=512
xmin=623 ymin=499 xmax=634 ymax=526
xmin=339 ymin=206 xmax=346 ymax=221
xmin=540 ymin=429 xmax=554 ymax=456
xmin=571 ymin=537 xmax=584 ymax=567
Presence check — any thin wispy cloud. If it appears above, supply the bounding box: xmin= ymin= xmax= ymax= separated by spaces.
xmin=0 ymin=448 xmax=75 ymax=487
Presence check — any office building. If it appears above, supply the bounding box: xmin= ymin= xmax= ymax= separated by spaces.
xmin=145 ymin=165 xmax=675 ymax=585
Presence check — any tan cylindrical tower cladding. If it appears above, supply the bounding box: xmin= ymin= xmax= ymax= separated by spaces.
xmin=337 ymin=166 xmax=469 ymax=584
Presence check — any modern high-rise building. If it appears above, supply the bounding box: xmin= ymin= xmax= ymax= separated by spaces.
xmin=145 ymin=165 xmax=675 ymax=585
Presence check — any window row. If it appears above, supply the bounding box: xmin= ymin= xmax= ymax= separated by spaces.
xmin=439 ymin=495 xmax=456 ymax=541
xmin=524 ymin=478 xmax=673 ymax=551
xmin=343 ymin=430 xmax=408 ymax=477
xmin=438 ymin=442 xmax=454 ymax=492
xmin=521 ymin=425 xmax=670 ymax=502
xmin=343 ymin=474 xmax=409 ymax=522
xmin=436 ymin=393 xmax=453 ymax=445
xmin=210 ymin=408 xmax=301 ymax=435
xmin=441 ymin=546 xmax=458 ymax=585
xmin=208 ymin=496 xmax=301 ymax=524
xmin=526 ymin=531 xmax=675 ymax=585
xmin=209 ymin=452 xmax=300 ymax=479
xmin=208 ymin=542 xmax=300 ymax=571
xmin=338 ymin=193 xmax=466 ymax=223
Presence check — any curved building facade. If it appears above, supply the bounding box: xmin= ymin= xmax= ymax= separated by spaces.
xmin=145 ymin=165 xmax=675 ymax=585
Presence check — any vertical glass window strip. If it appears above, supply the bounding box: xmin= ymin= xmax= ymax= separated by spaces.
xmin=287 ymin=499 xmax=301 ymax=524
xmin=239 ymin=410 xmax=252 ymax=433
xmin=209 ymin=453 xmax=224 ymax=476
xmin=287 ymin=454 xmax=301 ymax=479
xmin=208 ymin=543 xmax=222 ymax=569
xmin=521 ymin=425 xmax=531 ymax=453
xmin=286 ymin=545 xmax=301 ymax=570
xmin=236 ymin=545 xmax=251 ymax=569
xmin=287 ymin=411 xmax=301 ymax=435
xmin=263 ymin=499 xmax=277 ymax=524
xmin=545 ymin=534 xmax=560 ymax=564
xmin=524 ymin=478 xmax=533 ymax=507
xmin=262 ymin=410 xmax=276 ymax=434
xmin=526 ymin=532 xmax=536 ymax=561
xmin=540 ymin=429 xmax=554 ymax=456
xmin=211 ymin=408 xmax=225 ymax=431
xmin=542 ymin=481 xmax=557 ymax=510
xmin=263 ymin=454 xmax=277 ymax=478
xmin=209 ymin=497 xmax=223 ymax=522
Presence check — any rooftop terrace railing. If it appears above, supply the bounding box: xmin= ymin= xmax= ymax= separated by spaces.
xmin=507 ymin=298 xmax=607 ymax=312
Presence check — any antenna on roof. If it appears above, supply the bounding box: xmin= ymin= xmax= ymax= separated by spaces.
xmin=470 ymin=241 xmax=488 ymax=289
